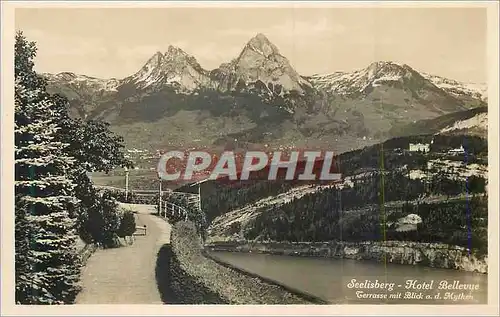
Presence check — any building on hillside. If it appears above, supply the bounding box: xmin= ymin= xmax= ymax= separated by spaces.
xmin=409 ymin=143 xmax=430 ymax=153
xmin=448 ymin=145 xmax=465 ymax=155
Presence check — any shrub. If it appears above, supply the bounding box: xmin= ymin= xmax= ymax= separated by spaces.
xmin=80 ymin=192 xmax=122 ymax=248
xmin=118 ymin=210 xmax=137 ymax=238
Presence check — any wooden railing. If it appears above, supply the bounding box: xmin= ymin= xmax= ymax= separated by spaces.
xmin=158 ymin=190 xmax=201 ymax=218
xmin=158 ymin=200 xmax=190 ymax=221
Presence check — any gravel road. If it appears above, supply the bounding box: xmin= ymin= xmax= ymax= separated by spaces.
xmin=75 ymin=204 xmax=171 ymax=304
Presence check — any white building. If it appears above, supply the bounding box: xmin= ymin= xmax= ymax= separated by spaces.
xmin=448 ymin=145 xmax=465 ymax=155
xmin=395 ymin=214 xmax=422 ymax=232
xmin=409 ymin=143 xmax=430 ymax=153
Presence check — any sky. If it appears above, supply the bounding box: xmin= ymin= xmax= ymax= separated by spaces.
xmin=15 ymin=6 xmax=487 ymax=83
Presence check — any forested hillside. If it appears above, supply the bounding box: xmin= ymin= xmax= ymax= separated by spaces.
xmin=204 ymin=133 xmax=488 ymax=255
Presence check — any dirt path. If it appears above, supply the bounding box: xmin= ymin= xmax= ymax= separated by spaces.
xmin=75 ymin=204 xmax=171 ymax=304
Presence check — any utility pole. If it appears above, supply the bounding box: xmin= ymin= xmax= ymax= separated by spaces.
xmin=198 ymin=182 xmax=207 ymax=243
xmin=158 ymin=175 xmax=163 ymax=217
xmin=198 ymin=183 xmax=202 ymax=212
xmin=124 ymin=167 xmax=129 ymax=202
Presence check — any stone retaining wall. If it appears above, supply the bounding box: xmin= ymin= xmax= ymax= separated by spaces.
xmin=206 ymin=240 xmax=488 ymax=274
xmin=169 ymin=221 xmax=323 ymax=304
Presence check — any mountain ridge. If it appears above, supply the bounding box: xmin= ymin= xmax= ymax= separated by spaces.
xmin=44 ymin=33 xmax=487 ymax=102
xmin=42 ymin=33 xmax=488 ymax=153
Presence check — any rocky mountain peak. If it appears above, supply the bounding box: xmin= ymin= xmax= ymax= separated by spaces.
xmin=211 ymin=33 xmax=310 ymax=93
xmin=165 ymin=45 xmax=187 ymax=58
xmin=163 ymin=46 xmax=205 ymax=72
xmin=244 ymin=33 xmax=280 ymax=57
xmin=123 ymin=46 xmax=209 ymax=91
xmin=142 ymin=51 xmax=165 ymax=70
xmin=366 ymin=61 xmax=412 ymax=79
xmin=369 ymin=60 xmax=406 ymax=69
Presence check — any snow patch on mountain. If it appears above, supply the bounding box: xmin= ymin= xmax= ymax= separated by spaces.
xmin=372 ymin=74 xmax=402 ymax=87
xmin=422 ymin=73 xmax=487 ymax=102
xmin=44 ymin=72 xmax=120 ymax=92
xmin=308 ymin=61 xmax=409 ymax=95
xmin=440 ymin=112 xmax=488 ymax=134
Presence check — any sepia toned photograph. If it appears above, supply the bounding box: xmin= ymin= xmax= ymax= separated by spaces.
xmin=1 ymin=1 xmax=498 ymax=314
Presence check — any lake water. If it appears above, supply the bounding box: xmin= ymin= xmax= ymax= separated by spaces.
xmin=208 ymin=251 xmax=488 ymax=304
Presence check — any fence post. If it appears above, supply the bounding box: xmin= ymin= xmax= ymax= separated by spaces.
xmin=125 ymin=167 xmax=129 ymax=202
xmin=158 ymin=176 xmax=162 ymax=215
xmin=198 ymin=184 xmax=202 ymax=212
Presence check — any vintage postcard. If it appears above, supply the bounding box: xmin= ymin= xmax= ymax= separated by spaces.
xmin=1 ymin=1 xmax=499 ymax=316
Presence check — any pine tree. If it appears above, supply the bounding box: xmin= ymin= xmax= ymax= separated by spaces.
xmin=47 ymin=82 xmax=132 ymax=246
xmin=15 ymin=32 xmax=81 ymax=304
